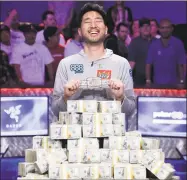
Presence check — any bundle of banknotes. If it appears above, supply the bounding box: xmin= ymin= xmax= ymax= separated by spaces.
xmin=17 ymin=100 xmax=178 ymax=180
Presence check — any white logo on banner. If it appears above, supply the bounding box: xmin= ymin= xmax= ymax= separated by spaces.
xmin=4 ymin=105 xmax=22 ymax=123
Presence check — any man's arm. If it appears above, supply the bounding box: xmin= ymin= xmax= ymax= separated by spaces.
xmin=145 ymin=43 xmax=155 ymax=84
xmin=46 ymin=63 xmax=54 ymax=82
xmin=52 ymin=61 xmax=68 ymax=117
xmin=120 ymin=60 xmax=136 ymax=116
xmin=4 ymin=9 xmax=17 ymax=28
xmin=12 ymin=64 xmax=23 ymax=81
xmin=177 ymin=41 xmax=186 ymax=83
xmin=129 ymin=61 xmax=135 ymax=69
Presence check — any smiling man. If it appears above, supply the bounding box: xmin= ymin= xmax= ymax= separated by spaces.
xmin=52 ymin=3 xmax=135 ymax=117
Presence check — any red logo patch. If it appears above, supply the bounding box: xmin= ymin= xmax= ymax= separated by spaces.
xmin=97 ymin=70 xmax=111 ymax=79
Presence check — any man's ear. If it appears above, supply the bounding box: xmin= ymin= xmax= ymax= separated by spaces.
xmin=105 ymin=26 xmax=108 ymax=35
xmin=78 ymin=28 xmax=82 ymax=37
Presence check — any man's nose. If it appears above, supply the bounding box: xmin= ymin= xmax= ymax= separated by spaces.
xmin=90 ymin=21 xmax=97 ymax=28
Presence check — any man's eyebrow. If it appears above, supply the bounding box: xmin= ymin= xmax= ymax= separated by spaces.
xmin=83 ymin=17 xmax=91 ymax=21
xmin=95 ymin=17 xmax=103 ymax=20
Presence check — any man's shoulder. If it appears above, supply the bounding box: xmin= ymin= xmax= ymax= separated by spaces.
xmin=60 ymin=53 xmax=81 ymax=65
xmin=37 ymin=29 xmax=44 ymax=35
xmin=111 ymin=53 xmax=129 ymax=65
xmin=12 ymin=42 xmax=27 ymax=51
xmin=171 ymin=36 xmax=184 ymax=45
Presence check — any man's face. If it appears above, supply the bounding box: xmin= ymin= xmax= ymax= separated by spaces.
xmin=44 ymin=14 xmax=57 ymax=27
xmin=150 ymin=21 xmax=158 ymax=35
xmin=78 ymin=11 xmax=107 ymax=44
xmin=140 ymin=24 xmax=150 ymax=37
xmin=159 ymin=21 xmax=173 ymax=39
xmin=11 ymin=14 xmax=19 ymax=29
xmin=49 ymin=33 xmax=60 ymax=45
xmin=0 ymin=31 xmax=10 ymax=44
xmin=132 ymin=20 xmax=139 ymax=34
xmin=24 ymin=31 xmax=36 ymax=45
xmin=117 ymin=25 xmax=129 ymax=41
xmin=116 ymin=1 xmax=123 ymax=6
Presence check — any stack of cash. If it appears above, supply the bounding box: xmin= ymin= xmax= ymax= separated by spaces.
xmin=17 ymin=100 xmax=177 ymax=180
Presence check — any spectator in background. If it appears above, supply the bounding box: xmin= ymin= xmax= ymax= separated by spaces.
xmin=146 ymin=19 xmax=186 ymax=86
xmin=4 ymin=9 xmax=25 ymax=46
xmin=0 ymin=25 xmax=11 ymax=57
xmin=128 ymin=18 xmax=154 ymax=86
xmin=104 ymin=24 xmax=119 ymax=56
xmin=44 ymin=27 xmax=64 ymax=76
xmin=10 ymin=24 xmax=54 ymax=86
xmin=36 ymin=10 xmax=65 ymax=46
xmin=64 ymin=27 xmax=83 ymax=57
xmin=116 ymin=22 xmax=129 ymax=58
xmin=0 ymin=50 xmax=18 ymax=87
xmin=130 ymin=19 xmax=140 ymax=39
xmin=107 ymin=1 xmax=133 ymax=34
xmin=150 ymin=19 xmax=161 ymax=39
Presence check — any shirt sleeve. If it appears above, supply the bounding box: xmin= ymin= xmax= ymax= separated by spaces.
xmin=146 ymin=43 xmax=155 ymax=64
xmin=127 ymin=40 xmax=136 ymax=62
xmin=36 ymin=31 xmax=44 ymax=44
xmin=40 ymin=45 xmax=54 ymax=65
xmin=59 ymin=34 xmax=66 ymax=47
xmin=9 ymin=47 xmax=22 ymax=65
xmin=120 ymin=60 xmax=136 ymax=116
xmin=52 ymin=61 xmax=68 ymax=116
xmin=177 ymin=40 xmax=186 ymax=65
xmin=64 ymin=43 xmax=73 ymax=57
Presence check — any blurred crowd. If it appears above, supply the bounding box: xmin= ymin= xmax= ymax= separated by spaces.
xmin=0 ymin=1 xmax=186 ymax=88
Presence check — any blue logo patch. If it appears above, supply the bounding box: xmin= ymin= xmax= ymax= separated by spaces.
xmin=70 ymin=64 xmax=84 ymax=74
xmin=129 ymin=69 xmax=132 ymax=77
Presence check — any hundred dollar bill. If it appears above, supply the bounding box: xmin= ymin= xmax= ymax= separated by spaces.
xmin=154 ymin=162 xmax=175 ymax=180
xmin=67 ymin=125 xmax=82 ymax=139
xmin=47 ymin=148 xmax=67 ymax=164
xmin=18 ymin=162 xmax=35 ymax=177
xmin=100 ymin=124 xmax=114 ymax=137
xmin=59 ymin=112 xmax=82 ymax=125
xmin=67 ymin=100 xmax=98 ymax=113
xmin=130 ymin=150 xmax=143 ymax=164
xmin=48 ymin=163 xmax=62 ymax=179
xmin=62 ymin=163 xmax=81 ymax=179
xmin=25 ymin=149 xmax=47 ymax=163
xmin=99 ymin=101 xmax=121 ymax=113
xmin=114 ymin=163 xmax=133 ymax=179
xmin=113 ymin=125 xmax=124 ymax=136
xmin=33 ymin=136 xmax=62 ymax=149
xmin=112 ymin=150 xmax=129 ymax=164
xmin=132 ymin=164 xmax=146 ymax=179
xmin=59 ymin=112 xmax=70 ymax=124
xmin=34 ymin=160 xmax=48 ymax=174
xmin=50 ymin=123 xmax=82 ymax=139
xmin=121 ymin=136 xmax=141 ymax=150
xmin=50 ymin=123 xmax=67 ymax=139
xmin=67 ymin=138 xmax=99 ymax=149
xmin=141 ymin=137 xmax=160 ymax=150
xmin=112 ymin=113 xmax=125 ymax=126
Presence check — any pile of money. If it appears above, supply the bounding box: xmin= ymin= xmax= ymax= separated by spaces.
xmin=17 ymin=100 xmax=177 ymax=180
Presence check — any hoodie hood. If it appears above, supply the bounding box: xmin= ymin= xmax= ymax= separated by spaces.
xmin=78 ymin=48 xmax=113 ymax=60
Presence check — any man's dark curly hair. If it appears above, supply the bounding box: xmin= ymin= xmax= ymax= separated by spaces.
xmin=78 ymin=3 xmax=107 ymax=27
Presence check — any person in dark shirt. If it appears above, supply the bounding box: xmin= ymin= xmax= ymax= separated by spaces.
xmin=128 ymin=18 xmax=155 ymax=86
xmin=116 ymin=22 xmax=129 ymax=58
xmin=146 ymin=19 xmax=186 ymax=86
xmin=104 ymin=23 xmax=119 ymax=55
